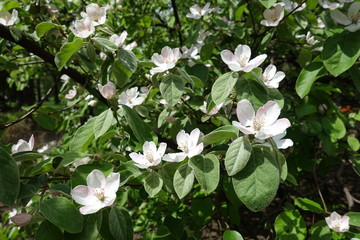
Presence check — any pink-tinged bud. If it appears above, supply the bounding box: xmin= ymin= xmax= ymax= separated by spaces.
xmin=98 ymin=81 xmax=116 ymax=99
xmin=11 ymin=213 xmax=32 ymax=226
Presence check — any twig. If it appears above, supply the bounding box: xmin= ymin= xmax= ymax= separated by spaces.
xmin=336 ymin=160 xmax=358 ymax=210
xmin=48 ymin=94 xmax=89 ymax=114
xmin=0 ymin=87 xmax=53 ymax=130
xmin=171 ymin=0 xmax=183 ymax=47
xmin=313 ymin=162 xmax=329 ymax=213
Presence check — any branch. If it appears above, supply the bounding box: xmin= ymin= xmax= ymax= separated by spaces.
xmin=171 ymin=0 xmax=184 ymax=47
xmin=0 ymin=24 xmax=108 ymax=106
xmin=0 ymin=87 xmax=53 ymax=130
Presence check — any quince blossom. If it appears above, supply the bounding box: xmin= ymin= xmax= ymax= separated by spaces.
xmin=260 ymin=4 xmax=284 ymax=27
xmin=221 ymin=44 xmax=267 ymax=72
xmin=70 ymin=17 xmax=95 ymax=38
xmin=12 ymin=135 xmax=35 ymax=153
xmin=98 ymin=81 xmax=116 ymax=99
xmin=232 ymin=99 xmax=291 ymax=140
xmin=109 ymin=31 xmax=137 ymax=50
xmin=258 ymin=131 xmax=293 ymax=149
xmin=181 ymin=46 xmax=200 ymax=67
xmin=80 ymin=3 xmax=106 ymax=26
xmin=163 ymin=128 xmax=204 ymax=162
xmin=186 ymin=2 xmax=213 ymax=19
xmin=65 ymin=86 xmax=77 ymax=99
xmin=71 ymin=169 xmax=120 ymax=215
xmin=0 ymin=9 xmax=18 ymax=26
xmin=200 ymin=101 xmax=224 ymax=116
xmin=150 ymin=46 xmax=181 ymax=75
xmin=281 ymin=0 xmax=306 ymax=12
xmin=129 ymin=141 xmax=167 ymax=169
xmin=10 ymin=213 xmax=32 ymax=226
xmin=325 ymin=211 xmax=350 ymax=232
xmin=330 ymin=2 xmax=360 ymax=32
xmin=118 ymin=87 xmax=144 ymax=108
xmin=261 ymin=64 xmax=285 ymax=88
xmin=318 ymin=0 xmax=352 ymax=9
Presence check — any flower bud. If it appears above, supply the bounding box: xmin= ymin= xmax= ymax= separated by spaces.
xmin=98 ymin=81 xmax=116 ymax=99
xmin=11 ymin=213 xmax=32 ymax=226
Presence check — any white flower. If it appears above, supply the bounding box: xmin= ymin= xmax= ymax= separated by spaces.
xmin=37 ymin=144 xmax=49 ymax=153
xmin=60 ymin=74 xmax=70 ymax=83
xmin=325 ymin=212 xmax=350 ymax=232
xmin=331 ymin=2 xmax=360 ymax=32
xmin=196 ymin=30 xmax=208 ymax=46
xmin=163 ymin=128 xmax=204 ymax=162
xmin=232 ymin=99 xmax=291 ymax=140
xmin=118 ymin=87 xmax=144 ymax=108
xmin=98 ymin=81 xmax=116 ymax=99
xmin=260 ymin=4 xmax=284 ymax=27
xmin=262 ymin=64 xmax=285 ymax=88
xmin=88 ymin=100 xmax=97 ymax=107
xmin=150 ymin=46 xmax=181 ymax=75
xmin=129 ymin=141 xmax=167 ymax=169
xmin=70 ymin=169 xmax=120 ymax=215
xmin=65 ymin=86 xmax=77 ymax=99
xmin=186 ymin=2 xmax=213 ymax=19
xmin=100 ymin=52 xmax=107 ymax=60
xmin=317 ymin=18 xmax=326 ymax=28
xmin=80 ymin=3 xmax=106 ymax=26
xmin=318 ymin=0 xmax=351 ymax=9
xmin=221 ymin=44 xmax=267 ymax=72
xmin=70 ymin=17 xmax=95 ymax=38
xmin=0 ymin=10 xmax=18 ymax=26
xmin=12 ymin=135 xmax=35 ymax=153
xmin=258 ymin=131 xmax=293 ymax=149
xmin=181 ymin=45 xmax=200 ymax=67
xmin=73 ymin=157 xmax=91 ymax=168
xmin=200 ymin=101 xmax=224 ymax=116
xmin=305 ymin=31 xmax=319 ymax=45
xmin=140 ymin=86 xmax=149 ymax=94
xmin=123 ymin=41 xmax=137 ymax=51
xmin=109 ymin=31 xmax=127 ymax=48
xmin=281 ymin=0 xmax=306 ymax=12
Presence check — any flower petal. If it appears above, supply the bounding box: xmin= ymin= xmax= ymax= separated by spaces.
xmin=188 ymin=143 xmax=204 ymax=158
xmin=158 ymin=142 xmax=167 ymax=157
xmin=105 ymin=172 xmax=120 ymax=194
xmin=232 ymin=121 xmax=255 ymax=135
xmin=79 ymin=204 xmax=103 ymax=215
xmin=330 ymin=10 xmax=351 ymax=25
xmin=220 ymin=50 xmax=236 ymax=65
xmin=244 ymin=54 xmax=267 ymax=72
xmin=71 ymin=185 xmax=98 ymax=205
xmin=86 ymin=169 xmax=106 ymax=189
xmin=255 ymin=100 xmax=281 ymax=126
xmin=235 ymin=45 xmax=251 ymax=63
xmin=257 ymin=118 xmax=291 ymax=139
xmin=236 ymin=99 xmax=255 ymax=126
xmin=162 ymin=153 xmax=187 ymax=162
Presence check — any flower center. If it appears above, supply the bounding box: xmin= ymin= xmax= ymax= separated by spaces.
xmin=145 ymin=152 xmax=154 ymax=163
xmin=351 ymin=12 xmax=360 ymax=23
xmin=239 ymin=56 xmax=248 ymax=67
xmin=253 ymin=117 xmax=265 ymax=132
xmin=93 ymin=189 xmax=105 ymax=202
xmin=178 ymin=143 xmax=188 ymax=153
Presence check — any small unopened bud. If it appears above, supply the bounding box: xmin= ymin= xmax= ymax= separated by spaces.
xmin=11 ymin=213 xmax=32 ymax=226
xmin=98 ymin=81 xmax=116 ymax=99
xmin=165 ymin=116 xmax=176 ymax=123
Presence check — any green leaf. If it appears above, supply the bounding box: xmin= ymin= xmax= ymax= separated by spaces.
xmin=322 ymin=116 xmax=346 ymax=140
xmin=258 ymin=0 xmax=277 ymax=8
xmin=0 ymin=147 xmax=19 ymax=205
xmin=189 ymin=154 xmax=220 ymax=194
xmin=173 ymin=164 xmax=195 ymax=199
xmin=159 ymin=162 xmax=179 ymax=194
xmin=55 ymin=38 xmax=85 ymax=70
xmin=201 ymin=125 xmax=239 ymax=145
xmin=93 ymin=37 xmax=118 ymax=51
xmin=109 ymin=207 xmax=133 ymax=240
xmin=143 ymin=172 xmax=163 ymax=197
xmin=35 ymin=22 xmax=55 ymax=38
xmin=122 ymin=105 xmax=154 ymax=144
xmin=235 ymin=77 xmax=271 ymax=110
xmin=349 ymin=65 xmax=360 ymax=93
xmin=295 ymin=58 xmax=327 ymax=99
xmin=160 ymin=74 xmax=185 ymax=106
xmin=12 ymin=151 xmax=43 ymax=162
xmin=94 ymin=109 xmax=115 ymax=139
xmin=200 ymin=43 xmax=214 ymax=61
xmin=71 ymin=163 xmax=113 ymax=188
xmin=118 ymin=49 xmax=137 ymax=73
xmin=223 ymin=230 xmax=244 ymax=240
xmin=118 ymin=161 xmax=142 ymax=187
xmin=322 ymin=31 xmax=360 ymax=77
xmin=232 ymin=146 xmax=280 ymax=212
xmin=164 ymin=215 xmax=184 ymax=238
xmin=347 ymin=136 xmax=360 ymax=151
xmin=35 ymin=220 xmax=63 ymax=240
xmin=309 ymin=221 xmax=332 ymax=240
xmin=40 ymin=197 xmax=84 ymax=233
xmin=211 ymin=72 xmax=238 ymax=105
xmin=63 ymin=214 xmax=101 ymax=240
xmin=58 ymin=152 xmax=88 ymax=167
xmin=69 ymin=117 xmax=96 ymax=152
xmin=274 ymin=210 xmax=307 ymax=240
xmin=225 ymin=137 xmax=252 ymax=176
xmin=345 ymin=212 xmax=360 ymax=227
xmin=294 ymin=197 xmax=324 ymax=214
